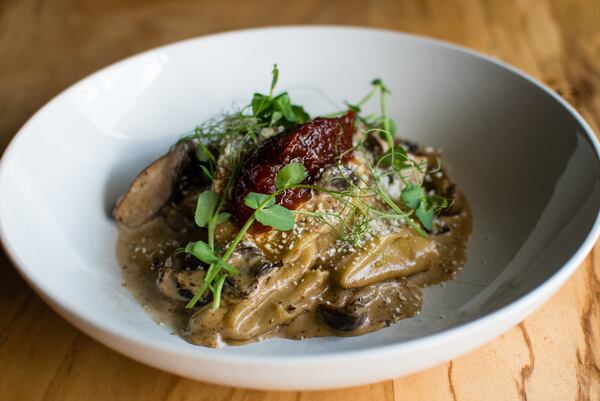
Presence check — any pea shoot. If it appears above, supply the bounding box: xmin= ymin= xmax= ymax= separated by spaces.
xmin=185 ymin=162 xmax=307 ymax=309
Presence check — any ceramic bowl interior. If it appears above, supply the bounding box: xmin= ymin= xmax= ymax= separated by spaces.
xmin=1 ymin=27 xmax=599 ymax=390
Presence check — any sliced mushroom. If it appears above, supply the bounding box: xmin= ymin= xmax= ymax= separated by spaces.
xmin=113 ymin=140 xmax=196 ymax=229
xmin=157 ymin=267 xmax=207 ymax=303
xmin=319 ymin=304 xmax=367 ymax=331
xmin=319 ymin=280 xmax=422 ymax=332
xmin=162 ymin=251 xmax=202 ymax=271
xmin=225 ymin=242 xmax=279 ymax=299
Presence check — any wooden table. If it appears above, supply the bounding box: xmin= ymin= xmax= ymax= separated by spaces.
xmin=2 ymin=0 xmax=600 ymax=399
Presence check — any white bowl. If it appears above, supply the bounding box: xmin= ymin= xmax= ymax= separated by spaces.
xmin=1 ymin=26 xmax=599 ymax=390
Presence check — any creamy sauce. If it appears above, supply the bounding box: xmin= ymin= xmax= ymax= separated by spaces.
xmin=117 ymin=202 xmax=471 ymax=347
xmin=117 ymin=221 xmax=198 ymax=332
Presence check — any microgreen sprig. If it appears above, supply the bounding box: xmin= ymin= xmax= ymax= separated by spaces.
xmin=251 ymin=64 xmax=310 ymax=127
xmin=185 ymin=162 xmax=307 ymax=309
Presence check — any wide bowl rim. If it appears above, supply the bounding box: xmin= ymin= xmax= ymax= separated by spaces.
xmin=1 ymin=25 xmax=599 ymax=369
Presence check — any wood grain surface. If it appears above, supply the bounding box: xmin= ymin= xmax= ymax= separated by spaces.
xmin=2 ymin=0 xmax=600 ymax=400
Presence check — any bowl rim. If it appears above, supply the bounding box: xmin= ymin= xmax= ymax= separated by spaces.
xmin=1 ymin=25 xmax=599 ymax=367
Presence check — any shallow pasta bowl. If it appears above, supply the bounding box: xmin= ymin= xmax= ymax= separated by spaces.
xmin=1 ymin=26 xmax=600 ymax=390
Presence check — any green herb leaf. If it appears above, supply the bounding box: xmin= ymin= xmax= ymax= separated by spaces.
xmin=244 ymin=192 xmax=275 ymax=209
xmin=252 ymin=93 xmax=271 ymax=117
xmin=274 ymin=93 xmax=296 ymax=122
xmin=215 ymin=212 xmax=232 ymax=224
xmin=194 ymin=190 xmax=219 ymax=227
xmin=401 ymin=185 xmax=422 ymax=209
xmin=250 ymin=64 xmax=309 ymax=127
xmin=292 ymin=105 xmax=310 ymax=123
xmin=255 ymin=204 xmax=295 ymax=231
xmin=275 ymin=162 xmax=308 ymax=189
xmin=185 ymin=240 xmax=218 ymax=264
xmin=415 ymin=202 xmax=434 ymax=231
xmin=270 ymin=111 xmax=283 ymax=125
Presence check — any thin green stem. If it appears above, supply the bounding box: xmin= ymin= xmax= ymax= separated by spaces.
xmin=207 ymin=196 xmax=226 ymax=250
xmin=221 ymin=214 xmax=256 ymax=261
xmin=380 ymin=92 xmax=390 ymax=135
xmin=185 ymin=263 xmax=217 ymax=308
xmin=211 ymin=274 xmax=227 ymax=309
xmin=356 ymin=86 xmax=378 ymax=109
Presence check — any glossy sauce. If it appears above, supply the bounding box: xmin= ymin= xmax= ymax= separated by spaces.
xmin=117 ymin=200 xmax=471 ymax=347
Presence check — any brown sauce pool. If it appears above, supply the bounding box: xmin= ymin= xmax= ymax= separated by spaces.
xmin=117 ymin=202 xmax=471 ymax=347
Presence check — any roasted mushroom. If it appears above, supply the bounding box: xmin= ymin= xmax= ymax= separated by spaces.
xmin=113 ymin=140 xmax=198 ymax=229
xmin=319 ymin=280 xmax=422 ymax=332
xmin=225 ymin=242 xmax=279 ymax=298
xmin=157 ymin=267 xmax=207 ymax=303
xmin=319 ymin=304 xmax=367 ymax=331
